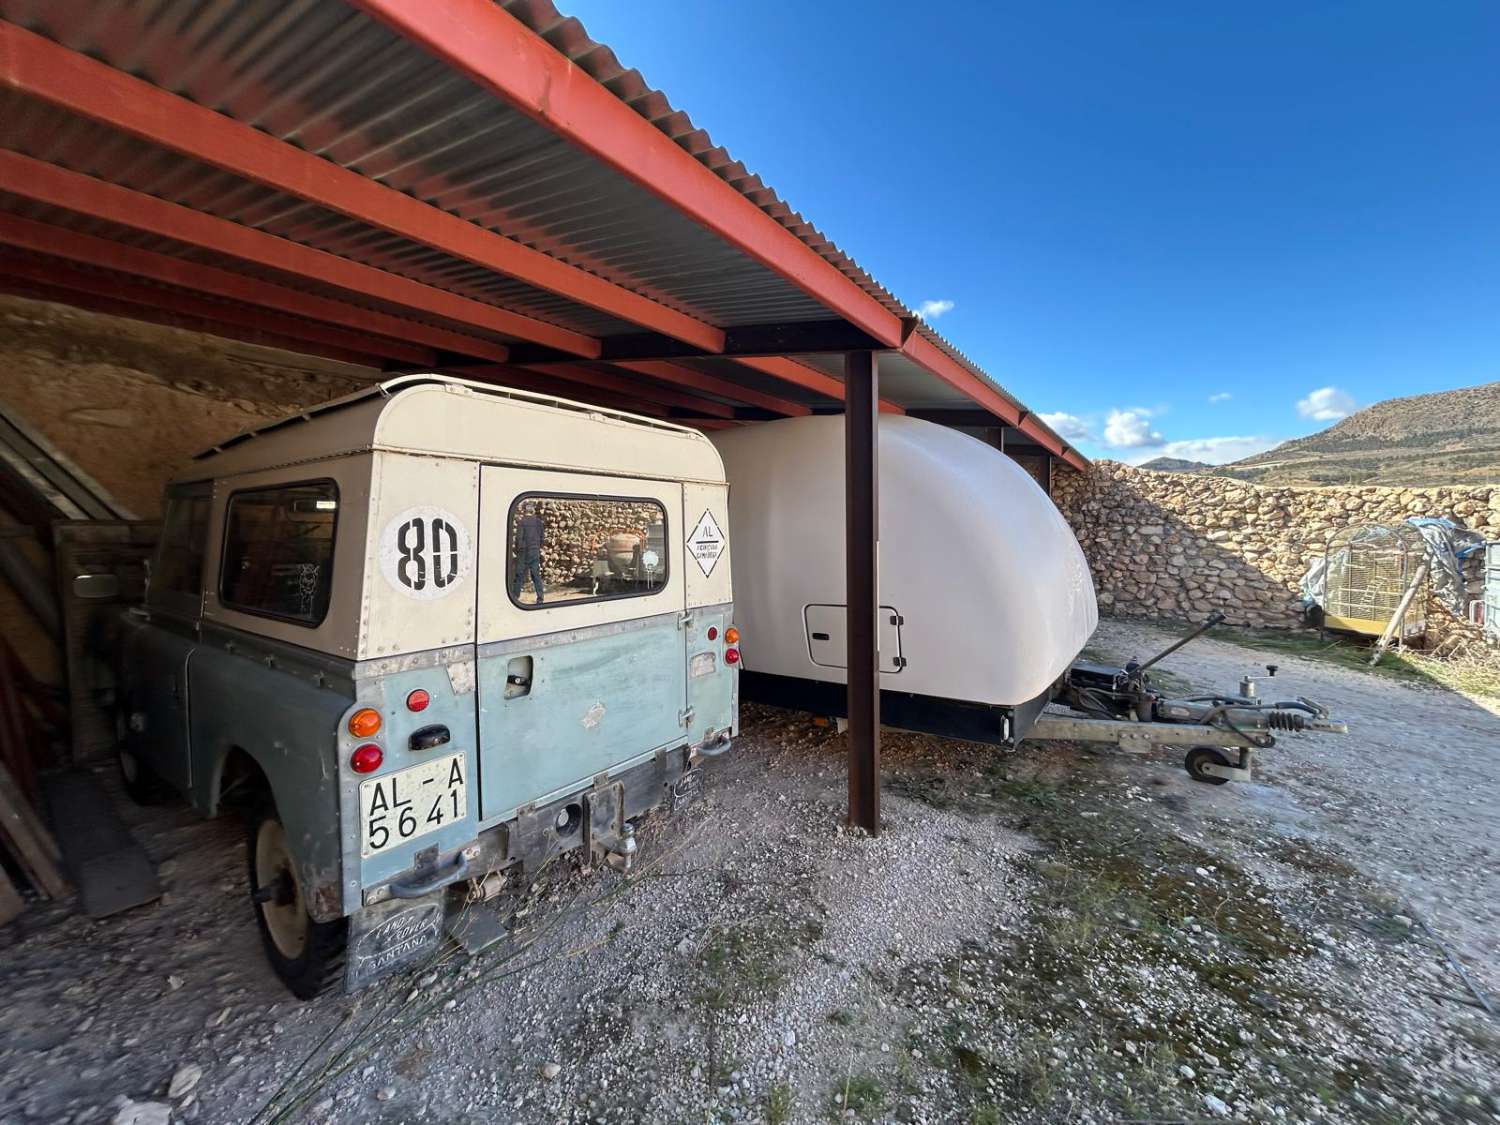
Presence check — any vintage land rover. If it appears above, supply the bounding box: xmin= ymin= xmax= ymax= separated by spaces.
xmin=115 ymin=376 xmax=738 ymax=997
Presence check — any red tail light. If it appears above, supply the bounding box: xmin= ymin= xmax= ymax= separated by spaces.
xmin=706 ymin=626 xmax=718 ymax=641
xmin=724 ymin=647 xmax=740 ymax=665
xmin=406 ymin=688 xmax=431 ymax=712
xmin=351 ymin=744 xmax=383 ymax=773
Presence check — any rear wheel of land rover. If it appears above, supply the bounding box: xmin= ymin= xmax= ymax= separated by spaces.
xmin=117 ymin=746 xmax=173 ymax=805
xmin=247 ymin=803 xmax=347 ymax=999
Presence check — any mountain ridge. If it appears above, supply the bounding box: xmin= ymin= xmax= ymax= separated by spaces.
xmin=1202 ymin=381 xmax=1500 ymax=487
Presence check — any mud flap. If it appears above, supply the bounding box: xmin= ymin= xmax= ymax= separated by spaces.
xmin=344 ymin=895 xmax=445 ymax=993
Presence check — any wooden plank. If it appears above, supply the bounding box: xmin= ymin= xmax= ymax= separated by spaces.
xmin=0 ymin=759 xmax=68 ymax=897
xmin=0 ymin=865 xmax=23 ymax=925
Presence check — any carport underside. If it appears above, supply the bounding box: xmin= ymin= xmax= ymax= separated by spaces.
xmin=0 ymin=0 xmax=1084 ymax=833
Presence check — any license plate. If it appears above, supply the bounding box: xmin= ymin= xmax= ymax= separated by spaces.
xmin=690 ymin=651 xmax=717 ymax=678
xmin=359 ymin=753 xmax=467 ymax=858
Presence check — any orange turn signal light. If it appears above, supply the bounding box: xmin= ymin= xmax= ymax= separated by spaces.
xmin=348 ymin=708 xmax=382 ymax=738
xmin=724 ymin=626 xmax=740 ymax=645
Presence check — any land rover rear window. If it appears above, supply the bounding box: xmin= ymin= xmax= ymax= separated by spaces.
xmin=508 ymin=494 xmax=667 ymax=608
xmin=220 ymin=482 xmax=338 ymax=626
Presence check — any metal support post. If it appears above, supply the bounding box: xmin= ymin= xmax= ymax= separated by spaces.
xmin=844 ymin=350 xmax=880 ymax=833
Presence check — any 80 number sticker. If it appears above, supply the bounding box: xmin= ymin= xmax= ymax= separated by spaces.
xmin=379 ymin=506 xmax=472 ymax=600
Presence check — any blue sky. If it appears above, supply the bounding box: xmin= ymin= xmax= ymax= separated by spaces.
xmin=561 ymin=1 xmax=1499 ymax=463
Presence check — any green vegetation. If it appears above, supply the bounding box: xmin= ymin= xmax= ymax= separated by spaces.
xmin=837 ymin=1072 xmax=886 ymax=1119
xmin=766 ymin=1082 xmax=795 ymax=1125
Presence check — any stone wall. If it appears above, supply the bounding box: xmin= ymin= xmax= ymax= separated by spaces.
xmin=1051 ymin=461 xmax=1498 ymax=648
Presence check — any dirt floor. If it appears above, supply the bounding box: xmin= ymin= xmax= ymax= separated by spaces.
xmin=3 ymin=620 xmax=1499 ymax=1124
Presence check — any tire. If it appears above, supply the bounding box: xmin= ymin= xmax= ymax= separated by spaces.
xmin=1184 ymin=746 xmax=1233 ymax=786
xmin=247 ymin=801 xmax=347 ymax=1000
xmin=117 ymin=745 xmax=173 ymax=806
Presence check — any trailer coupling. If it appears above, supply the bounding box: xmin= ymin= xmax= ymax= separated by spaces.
xmin=1041 ymin=616 xmax=1349 ymax=785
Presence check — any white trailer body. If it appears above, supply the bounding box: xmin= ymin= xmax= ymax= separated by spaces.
xmin=711 ymin=415 xmax=1096 ymax=734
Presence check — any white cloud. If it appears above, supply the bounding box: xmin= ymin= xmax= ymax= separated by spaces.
xmin=1208 ymin=391 xmax=1232 ymax=404
xmin=1296 ymin=386 xmax=1355 ymax=422
xmin=915 ymin=298 xmax=955 ymax=320
xmin=1039 ymin=411 xmax=1093 ymax=443
xmin=1124 ymin=434 xmax=1278 ymax=466
xmin=1103 ymin=408 xmax=1163 ymax=449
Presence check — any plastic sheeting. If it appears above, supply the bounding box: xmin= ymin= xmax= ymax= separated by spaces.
xmin=1301 ymin=518 xmax=1487 ymax=618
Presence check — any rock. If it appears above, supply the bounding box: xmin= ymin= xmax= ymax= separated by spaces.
xmin=168 ymin=1065 xmax=203 ymax=1099
xmin=541 ymin=1062 xmax=562 ymax=1080
xmin=783 ymin=1029 xmax=796 ymax=1048
xmin=375 ymin=1087 xmax=396 ymax=1102
xmin=1179 ymin=1064 xmax=1196 ymax=1080
xmin=1203 ymin=1093 xmax=1231 ymax=1117
xmin=112 ymin=1100 xmax=172 ymax=1125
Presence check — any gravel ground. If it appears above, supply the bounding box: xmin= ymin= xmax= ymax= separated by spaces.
xmin=2 ymin=623 xmax=1498 ymax=1124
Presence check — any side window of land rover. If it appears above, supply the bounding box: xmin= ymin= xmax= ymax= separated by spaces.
xmin=154 ymin=494 xmax=212 ymax=597
xmin=220 ymin=481 xmax=339 ymax=626
xmin=507 ymin=494 xmax=668 ymax=609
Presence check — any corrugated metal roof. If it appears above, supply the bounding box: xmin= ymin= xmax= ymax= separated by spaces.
xmin=0 ymin=0 xmax=1075 ymax=456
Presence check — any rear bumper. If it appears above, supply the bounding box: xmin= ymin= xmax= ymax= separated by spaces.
xmin=344 ymin=740 xmax=706 ymax=991
xmin=357 ymin=740 xmax=702 ymax=910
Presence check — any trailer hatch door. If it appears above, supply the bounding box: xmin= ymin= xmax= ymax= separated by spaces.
xmin=804 ymin=603 xmax=904 ymax=673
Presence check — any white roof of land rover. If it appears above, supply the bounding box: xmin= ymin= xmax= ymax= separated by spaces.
xmin=178 ymin=375 xmax=725 ymax=484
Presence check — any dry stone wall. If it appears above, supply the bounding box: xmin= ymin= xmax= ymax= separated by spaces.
xmin=1051 ymin=461 xmax=1498 ymax=647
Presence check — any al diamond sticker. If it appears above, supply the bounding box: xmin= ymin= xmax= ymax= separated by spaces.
xmin=687 ymin=509 xmax=727 ymax=578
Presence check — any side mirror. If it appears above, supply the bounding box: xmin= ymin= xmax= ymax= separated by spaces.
xmin=73 ymin=573 xmax=122 ymax=600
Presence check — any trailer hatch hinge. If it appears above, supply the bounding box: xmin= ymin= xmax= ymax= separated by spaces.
xmin=677 ymin=610 xmax=694 ymax=631
xmin=679 ymin=706 xmax=695 ymax=728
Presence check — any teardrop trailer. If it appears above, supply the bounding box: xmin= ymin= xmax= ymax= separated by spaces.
xmin=712 ymin=415 xmax=1347 ymax=786
xmin=114 ymin=376 xmax=738 ymax=997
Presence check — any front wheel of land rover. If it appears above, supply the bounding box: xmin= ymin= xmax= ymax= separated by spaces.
xmin=247 ymin=802 xmax=347 ymax=999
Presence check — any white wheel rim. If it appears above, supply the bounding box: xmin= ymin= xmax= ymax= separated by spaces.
xmin=255 ymin=818 xmax=309 ymax=959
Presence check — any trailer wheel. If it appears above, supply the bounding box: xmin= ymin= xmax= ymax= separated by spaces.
xmin=247 ymin=801 xmax=347 ymax=999
xmin=1184 ymin=747 xmax=1232 ymax=786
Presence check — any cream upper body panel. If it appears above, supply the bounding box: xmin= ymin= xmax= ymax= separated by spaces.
xmin=173 ymin=376 xmax=729 ymax=660
xmin=173 ymin=376 xmax=727 ymax=487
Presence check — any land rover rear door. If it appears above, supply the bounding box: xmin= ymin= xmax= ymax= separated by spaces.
xmin=474 ymin=467 xmax=687 ymax=821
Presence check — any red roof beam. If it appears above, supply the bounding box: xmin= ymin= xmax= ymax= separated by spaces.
xmin=900 ymin=333 xmax=1085 ymax=467
xmin=2 ymin=280 xmax=386 ymax=369
xmin=730 ymin=356 xmax=906 ymax=415
xmin=446 ymin=366 xmax=670 ymax=418
xmin=351 ymin=0 xmax=905 ymax=350
xmin=0 ymin=212 xmax=502 ymax=362
xmin=598 ymin=360 xmax=811 ymax=417
xmin=0 ymin=22 xmax=720 ymax=355
xmin=515 ymin=363 xmax=735 ymax=418
xmin=0 ymin=151 xmax=563 ymax=362
xmin=0 ymin=249 xmax=437 ymax=366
